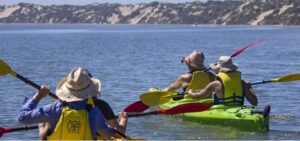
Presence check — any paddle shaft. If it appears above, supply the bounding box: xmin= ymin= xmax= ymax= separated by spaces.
xmin=15 ymin=74 xmax=59 ymax=100
xmin=113 ymin=129 xmax=132 ymax=140
xmin=1 ymin=125 xmax=130 ymax=140
xmin=110 ymin=111 xmax=157 ymax=118
xmin=0 ymin=125 xmax=38 ymax=135
xmin=10 ymin=125 xmax=38 ymax=132
xmin=250 ymin=80 xmax=272 ymax=85
xmin=128 ymin=111 xmax=156 ymax=117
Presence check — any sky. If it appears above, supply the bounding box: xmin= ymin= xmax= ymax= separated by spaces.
xmin=0 ymin=0 xmax=206 ymax=5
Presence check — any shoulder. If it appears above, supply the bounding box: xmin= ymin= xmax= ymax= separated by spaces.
xmin=93 ymin=98 xmax=113 ymax=111
xmin=178 ymin=73 xmax=192 ymax=81
xmin=49 ymin=101 xmax=63 ymax=111
xmin=94 ymin=98 xmax=110 ymax=107
xmin=94 ymin=98 xmax=107 ymax=104
xmin=209 ymin=80 xmax=222 ymax=86
xmin=36 ymin=101 xmax=63 ymax=117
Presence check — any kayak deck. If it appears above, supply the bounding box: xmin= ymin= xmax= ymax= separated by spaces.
xmin=159 ymin=98 xmax=269 ymax=132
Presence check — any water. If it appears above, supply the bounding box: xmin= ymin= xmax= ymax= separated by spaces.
xmin=0 ymin=24 xmax=299 ymax=140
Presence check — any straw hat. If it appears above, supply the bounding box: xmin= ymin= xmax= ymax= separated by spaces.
xmin=56 ymin=67 xmax=101 ymax=102
xmin=182 ymin=50 xmax=206 ymax=70
xmin=210 ymin=56 xmax=238 ymax=73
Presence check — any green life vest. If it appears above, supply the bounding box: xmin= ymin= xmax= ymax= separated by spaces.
xmin=214 ymin=71 xmax=244 ymax=106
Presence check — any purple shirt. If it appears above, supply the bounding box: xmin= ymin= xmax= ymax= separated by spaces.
xmin=18 ymin=98 xmax=114 ymax=139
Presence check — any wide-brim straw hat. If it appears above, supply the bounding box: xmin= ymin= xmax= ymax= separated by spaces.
xmin=56 ymin=67 xmax=101 ymax=102
xmin=210 ymin=56 xmax=238 ymax=73
xmin=182 ymin=50 xmax=206 ymax=70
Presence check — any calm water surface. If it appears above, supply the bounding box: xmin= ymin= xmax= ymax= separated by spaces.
xmin=0 ymin=24 xmax=299 ymax=140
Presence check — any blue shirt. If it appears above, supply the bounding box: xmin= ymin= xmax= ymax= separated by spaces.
xmin=18 ymin=98 xmax=114 ymax=139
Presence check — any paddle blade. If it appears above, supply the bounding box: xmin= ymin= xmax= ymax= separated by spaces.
xmin=0 ymin=60 xmax=16 ymax=76
xmin=140 ymin=91 xmax=178 ymax=106
xmin=230 ymin=39 xmax=263 ymax=58
xmin=158 ymin=103 xmax=213 ymax=115
xmin=124 ymin=101 xmax=149 ymax=112
xmin=0 ymin=127 xmax=12 ymax=137
xmin=271 ymin=73 xmax=300 ymax=83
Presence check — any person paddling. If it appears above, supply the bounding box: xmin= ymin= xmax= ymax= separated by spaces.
xmin=85 ymin=69 xmax=128 ymax=134
xmin=186 ymin=56 xmax=272 ymax=131
xmin=38 ymin=69 xmax=128 ymax=140
xmin=186 ymin=56 xmax=258 ymax=106
xmin=18 ymin=67 xmax=116 ymax=140
xmin=164 ymin=50 xmax=215 ymax=95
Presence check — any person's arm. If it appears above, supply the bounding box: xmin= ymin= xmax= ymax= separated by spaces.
xmin=89 ymin=107 xmax=115 ymax=139
xmin=18 ymin=86 xmax=55 ymax=124
xmin=94 ymin=99 xmax=128 ymax=134
xmin=242 ymin=80 xmax=258 ymax=106
xmin=39 ymin=122 xmax=51 ymax=140
xmin=164 ymin=74 xmax=191 ymax=91
xmin=117 ymin=112 xmax=128 ymax=133
xmin=187 ymin=81 xmax=220 ymax=99
xmin=105 ymin=112 xmax=128 ymax=134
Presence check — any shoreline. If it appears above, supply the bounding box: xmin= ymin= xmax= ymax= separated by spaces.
xmin=0 ymin=23 xmax=300 ymax=28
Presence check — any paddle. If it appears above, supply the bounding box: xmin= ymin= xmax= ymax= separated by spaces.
xmin=128 ymin=103 xmax=212 ymax=117
xmin=0 ymin=125 xmax=38 ymax=138
xmin=0 ymin=59 xmax=59 ymax=100
xmin=0 ymin=125 xmax=138 ymax=140
xmin=251 ymin=73 xmax=300 ymax=85
xmin=123 ymin=100 xmax=149 ymax=112
xmin=230 ymin=39 xmax=263 ymax=58
xmin=140 ymin=91 xmax=182 ymax=106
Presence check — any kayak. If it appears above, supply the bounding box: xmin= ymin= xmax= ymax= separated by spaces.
xmin=159 ymin=98 xmax=270 ymax=132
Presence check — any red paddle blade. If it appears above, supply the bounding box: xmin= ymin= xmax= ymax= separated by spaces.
xmin=231 ymin=39 xmax=263 ymax=58
xmin=124 ymin=101 xmax=149 ymax=112
xmin=157 ymin=103 xmax=213 ymax=115
xmin=0 ymin=127 xmax=12 ymax=137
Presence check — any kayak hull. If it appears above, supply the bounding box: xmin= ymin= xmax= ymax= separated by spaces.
xmin=159 ymin=98 xmax=269 ymax=132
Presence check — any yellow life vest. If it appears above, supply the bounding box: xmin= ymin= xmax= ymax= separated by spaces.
xmin=215 ymin=71 xmax=244 ymax=105
xmin=47 ymin=104 xmax=93 ymax=140
xmin=186 ymin=71 xmax=212 ymax=91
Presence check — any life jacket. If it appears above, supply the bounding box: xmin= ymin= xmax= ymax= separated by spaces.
xmin=186 ymin=71 xmax=213 ymax=91
xmin=213 ymin=71 xmax=244 ymax=106
xmin=47 ymin=101 xmax=94 ymax=140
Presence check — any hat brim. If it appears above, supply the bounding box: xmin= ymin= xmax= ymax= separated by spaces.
xmin=210 ymin=63 xmax=238 ymax=73
xmin=220 ymin=66 xmax=238 ymax=72
xmin=56 ymin=77 xmax=101 ymax=102
xmin=183 ymin=58 xmax=206 ymax=71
